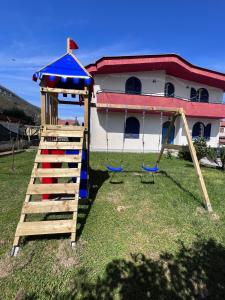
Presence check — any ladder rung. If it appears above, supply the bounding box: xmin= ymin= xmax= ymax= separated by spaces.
xmin=39 ymin=141 xmax=83 ymax=150
xmin=15 ymin=220 xmax=74 ymax=236
xmin=44 ymin=125 xmax=84 ymax=131
xmin=35 ymin=154 xmax=82 ymax=163
xmin=31 ymin=168 xmax=80 ymax=178
xmin=27 ymin=183 xmax=78 ymax=195
xmin=22 ymin=200 xmax=77 ymax=214
xmin=42 ymin=130 xmax=83 ymax=137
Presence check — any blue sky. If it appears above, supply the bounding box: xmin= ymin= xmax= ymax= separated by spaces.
xmin=1 ymin=0 xmax=225 ymax=120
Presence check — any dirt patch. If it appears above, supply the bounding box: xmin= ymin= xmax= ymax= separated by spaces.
xmin=0 ymin=254 xmax=14 ymax=279
xmin=0 ymin=247 xmax=34 ymax=279
xmin=195 ymin=207 xmax=206 ymax=215
xmin=116 ymin=205 xmax=132 ymax=213
xmin=15 ymin=289 xmax=26 ymax=300
xmin=210 ymin=213 xmax=220 ymax=221
xmin=107 ymin=191 xmax=122 ymax=205
xmin=52 ymin=239 xmax=87 ymax=273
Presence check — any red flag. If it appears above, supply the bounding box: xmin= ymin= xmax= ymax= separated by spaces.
xmin=69 ymin=39 xmax=79 ymax=50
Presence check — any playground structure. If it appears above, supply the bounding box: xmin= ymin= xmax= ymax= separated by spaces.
xmin=11 ymin=38 xmax=92 ymax=256
xmin=11 ymin=39 xmax=213 ymax=256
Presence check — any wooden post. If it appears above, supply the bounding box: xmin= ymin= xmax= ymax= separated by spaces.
xmin=67 ymin=37 xmax=72 ymax=54
xmin=41 ymin=92 xmax=46 ymax=126
xmin=84 ymin=96 xmax=89 ymax=129
xmin=156 ymin=113 xmax=178 ymax=165
xmin=181 ymin=112 xmax=213 ymax=212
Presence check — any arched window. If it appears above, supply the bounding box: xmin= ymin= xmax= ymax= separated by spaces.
xmin=124 ymin=117 xmax=140 ymax=139
xmin=192 ymin=122 xmax=205 ymax=139
xmin=162 ymin=121 xmax=175 ymax=144
xmin=125 ymin=77 xmax=142 ymax=94
xmin=204 ymin=124 xmax=211 ymax=140
xmin=164 ymin=82 xmax=175 ymax=97
xmin=190 ymin=88 xmax=197 ymax=101
xmin=197 ymin=88 xmax=209 ymax=103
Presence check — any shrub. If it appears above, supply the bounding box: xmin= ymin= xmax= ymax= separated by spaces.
xmin=219 ymin=147 xmax=225 ymax=170
xmin=193 ymin=137 xmax=208 ymax=160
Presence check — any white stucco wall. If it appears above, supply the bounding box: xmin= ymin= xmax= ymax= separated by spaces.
xmin=92 ymin=72 xmax=224 ymax=103
xmin=90 ymin=107 xmax=220 ymax=152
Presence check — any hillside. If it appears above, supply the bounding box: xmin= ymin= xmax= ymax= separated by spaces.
xmin=0 ymin=84 xmax=40 ymax=124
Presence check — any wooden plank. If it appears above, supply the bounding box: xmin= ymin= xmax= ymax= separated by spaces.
xmin=96 ymin=102 xmax=183 ymax=114
xmin=39 ymin=141 xmax=83 ymax=150
xmin=42 ymin=130 xmax=83 ymax=137
xmin=27 ymin=183 xmax=79 ymax=195
xmin=22 ymin=200 xmax=77 ymax=214
xmin=181 ymin=112 xmax=213 ymax=212
xmin=35 ymin=154 xmax=82 ymax=163
xmin=45 ymin=125 xmax=84 ymax=131
xmin=32 ymin=168 xmax=80 ymax=178
xmin=15 ymin=220 xmax=74 ymax=236
xmin=164 ymin=144 xmax=189 ymax=151
xmin=41 ymin=92 xmax=46 ymax=126
xmin=40 ymin=87 xmax=88 ymax=95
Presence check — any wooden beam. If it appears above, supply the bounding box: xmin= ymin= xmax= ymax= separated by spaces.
xmin=22 ymin=200 xmax=77 ymax=214
xmin=156 ymin=113 xmax=178 ymax=165
xmin=39 ymin=141 xmax=82 ymax=150
xmin=31 ymin=168 xmax=80 ymax=178
xmin=164 ymin=144 xmax=189 ymax=151
xmin=96 ymin=102 xmax=182 ymax=114
xmin=41 ymin=92 xmax=46 ymax=126
xmin=180 ymin=112 xmax=213 ymax=212
xmin=84 ymin=96 xmax=89 ymax=129
xmin=58 ymin=100 xmax=84 ymax=105
xmin=40 ymin=87 xmax=88 ymax=95
xmin=15 ymin=220 xmax=74 ymax=236
xmin=35 ymin=154 xmax=82 ymax=163
xmin=27 ymin=183 xmax=79 ymax=195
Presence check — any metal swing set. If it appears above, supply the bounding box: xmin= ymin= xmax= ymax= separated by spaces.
xmin=100 ymin=102 xmax=213 ymax=213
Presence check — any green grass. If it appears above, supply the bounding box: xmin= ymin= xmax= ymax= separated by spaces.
xmin=0 ymin=151 xmax=225 ymax=299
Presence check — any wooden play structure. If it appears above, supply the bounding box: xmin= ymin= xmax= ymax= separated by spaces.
xmin=11 ymin=39 xmax=213 ymax=256
xmin=11 ymin=38 xmax=92 ymax=256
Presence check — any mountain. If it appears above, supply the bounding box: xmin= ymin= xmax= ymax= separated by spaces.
xmin=0 ymin=84 xmax=40 ymax=124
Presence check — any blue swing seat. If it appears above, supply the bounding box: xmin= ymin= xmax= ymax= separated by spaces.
xmin=106 ymin=165 xmax=123 ymax=172
xmin=141 ymin=164 xmax=159 ymax=173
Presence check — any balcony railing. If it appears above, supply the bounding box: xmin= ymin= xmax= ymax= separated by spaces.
xmin=96 ymin=89 xmax=224 ymax=105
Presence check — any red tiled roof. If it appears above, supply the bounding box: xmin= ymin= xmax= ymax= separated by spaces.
xmin=220 ymin=121 xmax=225 ymax=127
xmin=96 ymin=92 xmax=225 ymax=119
xmin=86 ymin=54 xmax=225 ymax=90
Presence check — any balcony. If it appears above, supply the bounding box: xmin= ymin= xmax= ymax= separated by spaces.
xmin=96 ymin=91 xmax=225 ymax=119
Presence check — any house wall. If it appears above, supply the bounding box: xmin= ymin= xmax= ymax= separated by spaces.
xmin=90 ymin=107 xmax=220 ymax=152
xmin=93 ymin=72 xmax=224 ymax=103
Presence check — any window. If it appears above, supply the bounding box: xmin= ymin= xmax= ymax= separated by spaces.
xmin=124 ymin=117 xmax=140 ymax=139
xmin=164 ymin=82 xmax=175 ymax=97
xmin=197 ymin=88 xmax=209 ymax=103
xmin=125 ymin=77 xmax=142 ymax=94
xmin=204 ymin=124 xmax=211 ymax=140
xmin=190 ymin=88 xmax=197 ymax=101
xmin=162 ymin=121 xmax=175 ymax=144
xmin=192 ymin=122 xmax=211 ymax=140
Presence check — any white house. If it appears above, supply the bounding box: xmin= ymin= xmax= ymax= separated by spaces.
xmin=86 ymin=54 xmax=225 ymax=152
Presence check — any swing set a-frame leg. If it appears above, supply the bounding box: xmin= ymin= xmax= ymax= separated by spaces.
xmin=155 ymin=110 xmax=213 ymax=213
xmin=180 ymin=111 xmax=213 ymax=212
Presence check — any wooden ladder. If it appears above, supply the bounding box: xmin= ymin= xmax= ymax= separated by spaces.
xmin=11 ymin=125 xmax=85 ymax=256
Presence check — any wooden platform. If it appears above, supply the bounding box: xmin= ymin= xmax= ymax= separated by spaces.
xmin=12 ymin=125 xmax=85 ymax=249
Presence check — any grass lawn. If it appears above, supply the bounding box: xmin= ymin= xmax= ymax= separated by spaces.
xmin=0 ymin=151 xmax=225 ymax=299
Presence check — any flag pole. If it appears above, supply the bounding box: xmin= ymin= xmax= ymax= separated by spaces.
xmin=67 ymin=37 xmax=72 ymax=53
